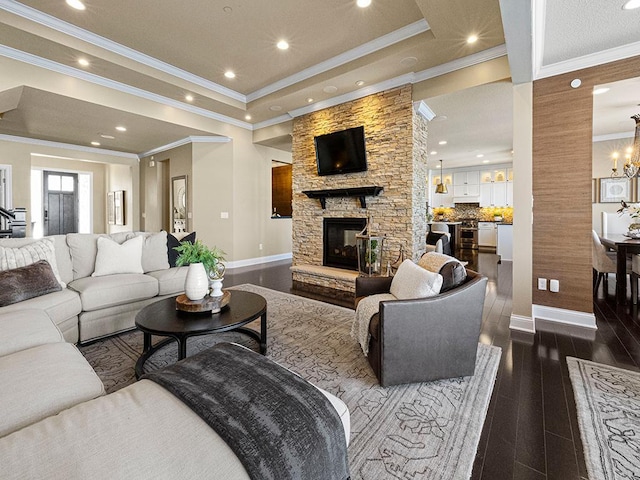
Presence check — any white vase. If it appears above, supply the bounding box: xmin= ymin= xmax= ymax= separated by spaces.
xmin=185 ymin=263 xmax=208 ymax=300
xmin=210 ymin=277 xmax=224 ymax=297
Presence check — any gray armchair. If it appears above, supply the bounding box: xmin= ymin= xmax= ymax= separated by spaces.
xmin=355 ymin=270 xmax=488 ymax=387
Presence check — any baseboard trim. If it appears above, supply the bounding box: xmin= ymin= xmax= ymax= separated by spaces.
xmin=509 ymin=314 xmax=535 ymax=333
xmin=532 ymin=304 xmax=597 ymax=330
xmin=226 ymin=253 xmax=292 ymax=270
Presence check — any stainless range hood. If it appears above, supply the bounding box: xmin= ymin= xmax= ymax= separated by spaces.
xmin=453 ymin=200 xmax=480 ymax=206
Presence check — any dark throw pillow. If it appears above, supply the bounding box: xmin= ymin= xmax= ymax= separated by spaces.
xmin=0 ymin=260 xmax=62 ymax=307
xmin=167 ymin=231 xmax=196 ymax=267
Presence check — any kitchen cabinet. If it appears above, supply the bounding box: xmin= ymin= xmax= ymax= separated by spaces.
xmin=480 ymin=169 xmax=507 ymax=183
xmin=453 ymin=171 xmax=479 ymax=186
xmin=506 ymin=182 xmax=513 ymax=206
xmin=497 ymin=224 xmax=513 ymax=261
xmin=478 ymin=222 xmax=497 ymax=248
xmin=453 ymin=184 xmax=480 ymax=197
xmin=480 ymin=182 xmax=507 ymax=207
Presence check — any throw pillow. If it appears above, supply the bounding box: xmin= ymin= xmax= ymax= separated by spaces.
xmin=134 ymin=231 xmax=170 ymax=272
xmin=0 ymin=237 xmax=66 ymax=288
xmin=390 ymin=259 xmax=443 ymax=299
xmin=167 ymin=231 xmax=196 ymax=267
xmin=0 ymin=260 xmax=62 ymax=307
xmin=92 ymin=235 xmax=144 ymax=277
xmin=418 ymin=252 xmax=467 ymax=292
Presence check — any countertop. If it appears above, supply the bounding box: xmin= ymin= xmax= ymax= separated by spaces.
xmin=427 ymin=221 xmax=462 ymax=224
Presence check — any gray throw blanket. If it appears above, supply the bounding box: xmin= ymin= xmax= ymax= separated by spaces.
xmin=143 ymin=342 xmax=350 ymax=480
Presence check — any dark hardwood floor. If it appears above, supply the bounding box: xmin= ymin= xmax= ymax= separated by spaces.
xmin=224 ymin=253 xmax=640 ymax=480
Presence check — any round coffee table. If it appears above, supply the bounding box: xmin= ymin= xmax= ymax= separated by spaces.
xmin=134 ymin=290 xmax=267 ymax=378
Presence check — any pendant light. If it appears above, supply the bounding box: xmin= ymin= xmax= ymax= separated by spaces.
xmin=435 ymin=159 xmax=448 ymax=194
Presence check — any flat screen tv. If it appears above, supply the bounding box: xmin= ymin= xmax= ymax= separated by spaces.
xmin=314 ymin=126 xmax=367 ymax=176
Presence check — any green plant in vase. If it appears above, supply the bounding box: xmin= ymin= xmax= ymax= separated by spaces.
xmin=174 ymin=240 xmax=226 ymax=279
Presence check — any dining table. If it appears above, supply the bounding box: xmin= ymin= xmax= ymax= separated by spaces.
xmin=599 ymin=233 xmax=640 ymax=304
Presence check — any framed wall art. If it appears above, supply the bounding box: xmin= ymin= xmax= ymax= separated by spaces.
xmin=107 ymin=191 xmax=115 ymax=225
xmin=114 ymin=190 xmax=125 ymax=225
xmin=599 ymin=177 xmax=631 ymax=203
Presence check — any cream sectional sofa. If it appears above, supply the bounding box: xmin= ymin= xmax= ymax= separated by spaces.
xmin=0 ymin=308 xmax=351 ymax=479
xmin=0 ymin=232 xmax=188 ymax=344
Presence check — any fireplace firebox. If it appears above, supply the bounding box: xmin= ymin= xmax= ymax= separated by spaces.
xmin=323 ymin=218 xmax=367 ymax=270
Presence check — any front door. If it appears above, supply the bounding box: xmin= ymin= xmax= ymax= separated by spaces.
xmin=44 ymin=171 xmax=78 ymax=235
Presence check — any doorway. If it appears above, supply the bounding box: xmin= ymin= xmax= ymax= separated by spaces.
xmin=43 ymin=171 xmax=78 ymax=235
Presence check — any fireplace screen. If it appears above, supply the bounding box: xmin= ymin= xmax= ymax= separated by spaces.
xmin=323 ymin=218 xmax=367 ymax=270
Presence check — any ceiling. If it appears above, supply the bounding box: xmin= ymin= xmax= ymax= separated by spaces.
xmin=0 ymin=0 xmax=638 ymax=162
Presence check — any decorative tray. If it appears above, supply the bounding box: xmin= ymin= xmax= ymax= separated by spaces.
xmin=176 ymin=291 xmax=230 ymax=314
xmin=624 ymin=232 xmax=640 ymax=239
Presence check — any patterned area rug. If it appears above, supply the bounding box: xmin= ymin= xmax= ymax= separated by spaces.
xmin=567 ymin=357 xmax=640 ymax=480
xmin=80 ymin=284 xmax=501 ymax=480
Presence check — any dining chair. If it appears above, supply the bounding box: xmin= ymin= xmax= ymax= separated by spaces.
xmin=601 ymin=211 xmax=632 ymax=235
xmin=592 ymin=230 xmax=618 ymax=295
xmin=430 ymin=222 xmax=450 ymax=234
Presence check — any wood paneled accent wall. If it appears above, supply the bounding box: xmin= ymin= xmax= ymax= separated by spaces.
xmin=532 ymin=55 xmax=640 ymax=312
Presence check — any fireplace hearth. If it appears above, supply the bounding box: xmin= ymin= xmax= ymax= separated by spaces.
xmin=323 ymin=218 xmax=367 ymax=270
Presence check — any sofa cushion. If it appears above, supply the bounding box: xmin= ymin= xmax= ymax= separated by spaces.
xmin=146 ymin=266 xmax=188 ymax=295
xmin=0 ymin=237 xmax=66 ymax=288
xmin=0 ymin=309 xmax=64 ymax=358
xmin=0 ymin=342 xmax=105 ymax=437
xmin=92 ymin=236 xmax=144 ymax=277
xmin=167 ymin=231 xmax=196 ymax=267
xmin=418 ymin=252 xmax=467 ymax=292
xmin=69 ymin=274 xmax=159 ymax=311
xmin=390 ymin=259 xmax=443 ymax=299
xmin=66 ymin=233 xmax=104 ymax=279
xmin=0 ymin=260 xmax=62 ymax=307
xmin=136 ymin=231 xmax=170 ymax=273
xmin=0 ymin=288 xmax=82 ymax=330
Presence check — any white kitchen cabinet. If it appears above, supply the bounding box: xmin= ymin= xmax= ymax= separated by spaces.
xmin=497 ymin=224 xmax=513 ymax=261
xmin=453 ymin=184 xmax=480 ymax=197
xmin=453 ymin=171 xmax=480 ymax=186
xmin=478 ymin=222 xmax=497 ymax=248
xmin=506 ymin=182 xmax=513 ymax=206
xmin=480 ymin=169 xmax=506 ymax=183
xmin=480 ymin=182 xmax=507 ymax=207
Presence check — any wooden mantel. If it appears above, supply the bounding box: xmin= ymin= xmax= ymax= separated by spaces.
xmin=302 ymin=186 xmax=383 ymax=209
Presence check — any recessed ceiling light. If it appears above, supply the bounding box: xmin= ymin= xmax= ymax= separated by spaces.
xmin=245 ymin=114 xmax=252 ymax=120
xmin=570 ymin=79 xmax=582 ymax=88
xmin=77 ymin=58 xmax=89 ymax=67
xmin=430 ymin=151 xmax=437 ymax=155
xmin=482 ymin=160 xmax=490 ymax=164
xmin=355 ymin=80 xmax=365 ymax=87
xmin=438 ymin=140 xmax=447 ymax=145
xmin=115 ymin=126 xmax=127 ymax=132
xmin=323 ymin=86 xmax=338 ymax=94
xmin=593 ymin=87 xmax=610 ymax=95
xmin=277 ymin=40 xmax=289 ymax=50
xmin=224 ymin=70 xmax=236 ymax=79
xmin=91 ymin=141 xmax=100 ymax=146
xmin=185 ymin=94 xmax=194 ymax=102
xmin=476 ymin=154 xmax=484 ymax=158
xmin=223 ymin=6 xmax=233 ymax=13
xmin=66 ymin=0 xmax=86 ymax=10
xmin=400 ymin=56 xmax=418 ymax=67
xmin=623 ymin=0 xmax=640 ymax=9
xmin=307 ymin=98 xmax=314 ymax=103
xmin=467 ymin=34 xmax=478 ymax=44
xmin=357 ymin=0 xmax=372 ymax=7
xmin=269 ymin=105 xmax=282 ymax=111
xmin=100 ymin=134 xmax=115 ymax=140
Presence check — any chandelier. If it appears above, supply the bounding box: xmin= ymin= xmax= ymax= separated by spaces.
xmin=612 ymin=114 xmax=640 ymax=178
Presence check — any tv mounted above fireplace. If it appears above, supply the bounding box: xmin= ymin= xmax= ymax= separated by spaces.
xmin=314 ymin=126 xmax=367 ymax=176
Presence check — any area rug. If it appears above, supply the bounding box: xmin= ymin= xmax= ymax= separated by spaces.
xmin=567 ymin=357 xmax=640 ymax=480
xmin=80 ymin=284 xmax=501 ymax=480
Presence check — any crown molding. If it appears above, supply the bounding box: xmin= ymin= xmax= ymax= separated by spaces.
xmin=138 ymin=136 xmax=231 ymax=158
xmin=246 ymin=19 xmax=430 ymax=102
xmin=0 ymin=0 xmax=245 ymax=103
xmin=593 ymin=131 xmax=635 ymax=143
xmin=0 ymin=45 xmax=252 ymax=131
xmin=535 ymin=40 xmax=640 ymax=80
xmin=413 ymin=44 xmax=508 ymax=83
xmin=0 ymin=133 xmax=138 ymax=158
xmin=414 ymin=100 xmax=436 ymax=121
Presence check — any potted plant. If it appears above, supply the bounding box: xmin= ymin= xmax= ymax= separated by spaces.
xmin=174 ymin=240 xmax=226 ymax=299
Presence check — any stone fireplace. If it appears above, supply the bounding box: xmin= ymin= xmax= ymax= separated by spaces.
xmin=323 ymin=217 xmax=366 ymax=271
xmin=291 ymin=85 xmax=428 ymax=295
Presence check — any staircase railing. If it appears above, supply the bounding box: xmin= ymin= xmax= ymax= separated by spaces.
xmin=0 ymin=207 xmax=26 ymax=238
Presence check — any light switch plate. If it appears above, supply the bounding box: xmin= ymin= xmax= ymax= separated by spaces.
xmin=550 ymin=279 xmax=559 ymax=292
xmin=538 ymin=278 xmax=547 ymax=290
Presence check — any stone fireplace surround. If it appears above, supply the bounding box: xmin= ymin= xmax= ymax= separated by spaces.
xmin=291 ymin=85 xmax=428 ymax=295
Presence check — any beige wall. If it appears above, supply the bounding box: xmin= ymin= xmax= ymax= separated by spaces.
xmin=0 ymin=137 xmax=137 ymax=235
xmin=106 ymin=163 xmax=136 ymax=234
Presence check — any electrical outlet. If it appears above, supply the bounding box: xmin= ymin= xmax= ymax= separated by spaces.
xmin=220 ymin=212 xmax=229 ymax=219
xmin=259 ymin=243 xmax=263 ymax=250
xmin=550 ymin=279 xmax=559 ymax=293
xmin=537 ymin=278 xmax=547 ymax=290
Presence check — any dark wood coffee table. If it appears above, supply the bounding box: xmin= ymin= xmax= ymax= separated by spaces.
xmin=134 ymin=290 xmax=267 ymax=378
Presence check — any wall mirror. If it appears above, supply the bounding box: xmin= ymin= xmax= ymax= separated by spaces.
xmin=172 ymin=175 xmax=187 ymax=233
